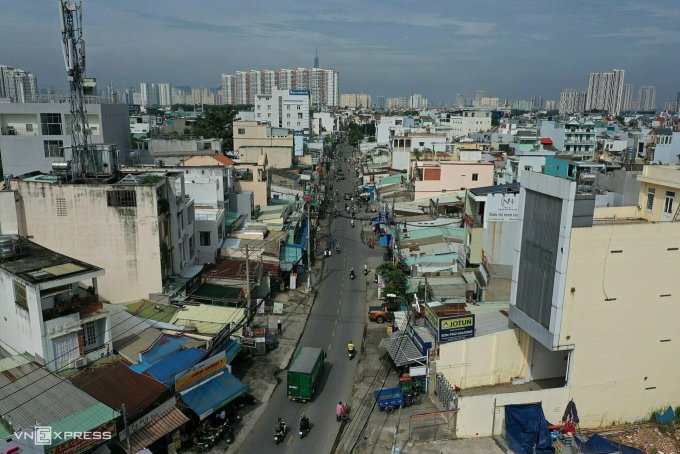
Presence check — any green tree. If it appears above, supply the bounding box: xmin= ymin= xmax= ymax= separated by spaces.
xmin=192 ymin=105 xmax=238 ymax=151
xmin=346 ymin=123 xmax=364 ymax=146
xmin=376 ymin=262 xmax=408 ymax=300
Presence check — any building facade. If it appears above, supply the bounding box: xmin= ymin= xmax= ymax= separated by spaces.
xmin=539 ymin=118 xmax=597 ymax=158
xmin=255 ymin=88 xmax=311 ymax=134
xmin=559 ymin=89 xmax=586 ymax=115
xmin=412 ymin=161 xmax=494 ymax=200
xmin=0 ymin=65 xmax=38 ymax=103
xmin=0 ymin=102 xmax=131 ymax=176
xmin=585 ymin=68 xmax=625 ymax=114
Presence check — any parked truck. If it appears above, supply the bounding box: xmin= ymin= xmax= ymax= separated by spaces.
xmin=287 ymin=347 xmax=326 ymax=402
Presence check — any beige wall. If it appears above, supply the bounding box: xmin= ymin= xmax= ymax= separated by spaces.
xmin=11 ymin=181 xmax=162 ymax=304
xmin=559 ymin=222 xmax=680 ymax=426
xmin=233 ymin=121 xmax=293 ymax=151
xmin=234 ymin=180 xmax=268 ymax=208
xmin=239 ymin=146 xmax=292 ymax=168
xmin=436 ymin=329 xmax=529 ymax=389
xmin=456 ymin=387 xmax=569 ymax=438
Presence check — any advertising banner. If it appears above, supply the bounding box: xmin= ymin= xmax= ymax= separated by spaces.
xmin=175 ymin=352 xmax=227 ymax=392
xmin=484 ymin=192 xmax=519 ymax=227
xmin=439 ymin=314 xmax=475 ymax=343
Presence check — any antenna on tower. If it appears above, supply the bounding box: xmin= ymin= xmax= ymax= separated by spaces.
xmin=58 ymin=0 xmax=115 ymax=179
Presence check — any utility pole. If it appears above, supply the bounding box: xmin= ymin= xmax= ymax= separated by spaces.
xmin=122 ymin=403 xmax=131 ymax=454
xmin=306 ymin=201 xmax=312 ymax=290
xmin=245 ymin=244 xmax=251 ymax=316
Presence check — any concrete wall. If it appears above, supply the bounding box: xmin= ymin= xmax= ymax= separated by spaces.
xmin=483 ymin=220 xmax=520 ymax=268
xmin=11 ymin=181 xmax=163 ymax=303
xmin=239 ymin=146 xmax=292 ymax=168
xmin=414 ymin=162 xmax=494 ymax=200
xmin=0 ymin=191 xmax=19 ymax=234
xmin=455 ymin=386 xmax=569 ymax=438
xmin=0 ymin=271 xmax=44 ymax=361
xmin=436 ymin=329 xmax=529 ymax=389
xmin=559 ymin=221 xmax=680 ymax=426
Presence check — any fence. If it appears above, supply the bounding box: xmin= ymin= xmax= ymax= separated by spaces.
xmin=408 ymin=409 xmax=458 ymax=442
xmin=435 ymin=372 xmax=459 ymax=411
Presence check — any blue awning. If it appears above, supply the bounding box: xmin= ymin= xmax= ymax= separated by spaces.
xmin=224 ymin=340 xmax=241 ymax=363
xmin=179 ymin=371 xmax=247 ymax=420
xmin=135 ymin=348 xmax=205 ymax=387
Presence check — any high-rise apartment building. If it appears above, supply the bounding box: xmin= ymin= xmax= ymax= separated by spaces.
xmin=158 ymin=83 xmax=172 ymax=106
xmin=340 ymin=93 xmax=371 ymax=109
xmin=139 ymin=82 xmax=160 ymax=107
xmin=255 ymin=88 xmax=310 ymax=133
xmin=409 ymin=93 xmax=428 ymax=110
xmin=386 ymin=97 xmax=407 ymax=109
xmin=621 ymin=83 xmax=634 ymax=112
xmin=559 ymin=89 xmax=587 ymax=115
xmin=0 ymin=65 xmax=39 ymax=103
xmin=221 ymin=67 xmax=338 ymax=107
xmin=375 ymin=96 xmax=385 ymax=109
xmin=585 ymin=69 xmax=625 ymax=115
xmin=637 ymin=86 xmax=656 ymax=112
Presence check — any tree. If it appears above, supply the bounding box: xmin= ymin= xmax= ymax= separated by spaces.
xmin=375 ymin=262 xmax=408 ymax=300
xmin=192 ymin=105 xmax=238 ymax=151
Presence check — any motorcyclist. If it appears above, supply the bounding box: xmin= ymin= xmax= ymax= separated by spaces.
xmin=275 ymin=417 xmax=286 ymax=434
xmin=300 ymin=413 xmax=310 ymax=431
xmin=364 ymin=263 xmax=368 ymax=273
xmin=351 ymin=219 xmax=355 ymax=227
xmin=349 ymin=267 xmax=355 ymax=278
xmin=347 ymin=340 xmax=355 ymax=353
xmin=336 ymin=402 xmax=346 ymax=421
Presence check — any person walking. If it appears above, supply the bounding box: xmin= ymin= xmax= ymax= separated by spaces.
xmin=277 ymin=319 xmax=283 ymax=335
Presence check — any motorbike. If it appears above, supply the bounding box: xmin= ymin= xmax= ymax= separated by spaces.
xmin=274 ymin=422 xmax=287 ymax=444
xmin=348 ymin=347 xmax=356 ymax=360
xmin=363 ymin=268 xmax=368 ymax=276
xmin=351 ymin=220 xmax=354 ymax=228
xmin=299 ymin=418 xmax=310 ymax=438
xmin=350 ymin=270 xmax=355 ymax=280
xmin=367 ymin=239 xmax=374 ymax=248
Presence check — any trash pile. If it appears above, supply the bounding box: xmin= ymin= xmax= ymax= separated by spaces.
xmin=604 ymin=424 xmax=679 ymax=454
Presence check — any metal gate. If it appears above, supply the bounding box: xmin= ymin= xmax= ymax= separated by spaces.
xmin=435 ymin=372 xmax=459 ymax=410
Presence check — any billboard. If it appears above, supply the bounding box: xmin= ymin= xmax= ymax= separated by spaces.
xmin=422 ymin=304 xmax=475 ymax=343
xmin=484 ymin=192 xmax=519 ymax=227
xmin=289 ymin=89 xmax=310 ymax=96
xmin=175 ymin=352 xmax=227 ymax=391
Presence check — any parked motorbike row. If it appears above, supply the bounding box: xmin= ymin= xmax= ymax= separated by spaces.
xmin=193 ymin=393 xmax=256 ymax=452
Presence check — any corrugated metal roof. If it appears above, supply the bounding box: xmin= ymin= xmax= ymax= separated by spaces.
xmin=0 ymin=362 xmax=117 ymax=433
xmin=385 ymin=332 xmax=426 ymax=367
xmin=116 ymin=327 xmax=163 ymax=364
xmin=171 ymin=305 xmax=246 ymax=335
xmin=128 ymin=407 xmax=189 ymax=453
xmin=144 ymin=348 xmax=205 ymax=387
xmin=70 ymin=362 xmax=167 ymax=419
xmin=49 ymin=402 xmax=118 ymax=439
xmin=179 ymin=371 xmax=247 ymax=420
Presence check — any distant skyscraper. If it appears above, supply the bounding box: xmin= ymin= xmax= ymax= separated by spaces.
xmin=585 ymin=68 xmax=625 ymax=114
xmin=158 ymin=83 xmax=172 ymax=106
xmin=622 ymin=83 xmax=634 ymax=112
xmin=559 ymin=89 xmax=587 ymax=115
xmin=340 ymin=93 xmax=371 ymax=109
xmin=375 ymin=96 xmax=385 ymax=109
xmin=314 ymin=49 xmax=319 ymax=69
xmin=409 ymin=92 xmax=428 ymax=109
xmin=0 ymin=65 xmax=38 ymax=103
xmin=637 ymin=86 xmax=656 ymax=111
xmin=677 ymin=92 xmax=680 ymax=113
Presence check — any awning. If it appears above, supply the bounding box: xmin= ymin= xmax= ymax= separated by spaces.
xmin=223 ymin=339 xmax=241 ymax=363
xmin=127 ymin=407 xmax=188 ymax=454
xmin=385 ymin=331 xmax=427 ymax=367
xmin=179 ymin=371 xmax=247 ymax=420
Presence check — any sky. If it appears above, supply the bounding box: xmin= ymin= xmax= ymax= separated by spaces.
xmin=1 ymin=0 xmax=679 ymax=105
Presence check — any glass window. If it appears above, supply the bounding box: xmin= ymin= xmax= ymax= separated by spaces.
xmin=43 ymin=140 xmax=64 ymax=157
xmin=472 ymin=173 xmax=479 ymax=181
xmin=298 ymin=113 xmax=303 ymax=119
xmin=14 ymin=281 xmax=27 ymax=310
xmin=200 ymin=231 xmax=211 ymax=246
xmin=238 ymin=128 xmax=246 ymax=134
xmin=646 ymin=187 xmax=655 ymax=211
xmin=82 ymin=321 xmax=97 ymax=351
xmin=40 ymin=113 xmax=63 ymax=135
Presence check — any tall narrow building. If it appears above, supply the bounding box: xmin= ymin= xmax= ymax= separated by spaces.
xmin=585 ymin=69 xmax=625 ymax=115
xmin=314 ymin=49 xmax=319 ymax=69
xmin=637 ymin=86 xmax=656 ymax=112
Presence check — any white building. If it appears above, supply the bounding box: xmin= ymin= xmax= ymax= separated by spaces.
xmin=340 ymin=93 xmax=371 ymax=109
xmin=0 ymin=65 xmax=38 ymax=103
xmin=539 ymin=118 xmax=597 ymax=158
xmin=0 ymin=236 xmax=111 ymax=371
xmin=585 ymin=68 xmax=625 ymax=115
xmin=0 ymin=102 xmax=131 ymax=176
xmin=622 ymin=83 xmax=634 ymax=112
xmin=409 ymin=93 xmax=428 ymax=110
xmin=637 ymin=86 xmax=656 ymax=112
xmin=439 ymin=111 xmax=492 ymax=137
xmin=158 ymin=83 xmax=172 ymax=106
xmin=3 ymin=170 xmax=195 ymax=304
xmin=559 ymin=89 xmax=586 ymax=115
xmin=255 ymin=88 xmax=310 ymax=135
xmin=312 ymin=112 xmax=336 ymax=136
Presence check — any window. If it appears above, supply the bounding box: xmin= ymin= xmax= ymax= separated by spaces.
xmin=268 ymin=113 xmax=271 ymax=118
xmin=646 ymin=187 xmax=655 ymax=211
xmin=664 ymin=191 xmax=675 ymax=215
xmin=199 ymin=231 xmax=211 ymax=246
xmin=40 ymin=113 xmax=63 ymax=135
xmin=14 ymin=281 xmax=27 ymax=310
xmin=82 ymin=321 xmax=98 ymax=352
xmin=237 ymin=128 xmax=246 ymax=135
xmin=106 ymin=190 xmax=136 ymax=207
xmin=268 ymin=104 xmax=271 ymax=110
xmin=26 ymin=123 xmax=33 ymax=132
xmin=287 ymin=113 xmax=290 ymax=118
xmin=257 ymin=113 xmax=261 ymax=118
xmin=43 ymin=140 xmax=64 ymax=157
xmin=56 ymin=197 xmax=67 ymax=216
xmin=297 ymin=105 xmax=301 ymax=110
xmin=472 ymin=173 xmax=479 ymax=181
xmin=287 ymin=105 xmax=291 ymax=110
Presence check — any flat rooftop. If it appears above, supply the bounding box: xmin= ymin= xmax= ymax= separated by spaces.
xmin=0 ymin=236 xmax=102 ymax=284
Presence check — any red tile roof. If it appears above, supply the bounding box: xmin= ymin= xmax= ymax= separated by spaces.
xmin=212 ymin=155 xmax=235 ymax=165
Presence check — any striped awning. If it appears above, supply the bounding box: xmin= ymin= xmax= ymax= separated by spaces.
xmin=127 ymin=407 xmax=188 ymax=453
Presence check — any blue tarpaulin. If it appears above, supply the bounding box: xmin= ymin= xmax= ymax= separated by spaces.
xmin=655 ymin=406 xmax=675 ymax=425
xmin=223 ymin=340 xmax=241 ymax=363
xmin=574 ymin=434 xmax=644 ymax=454
xmin=505 ymin=403 xmax=555 ymax=454
xmin=137 ymin=348 xmax=205 ymax=387
xmin=129 ymin=334 xmax=187 ymax=373
xmin=180 ymin=371 xmax=247 ymax=420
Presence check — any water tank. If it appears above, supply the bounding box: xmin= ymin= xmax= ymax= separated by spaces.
xmin=0 ymin=236 xmax=16 ymax=260
xmin=52 ymin=161 xmax=71 ymax=171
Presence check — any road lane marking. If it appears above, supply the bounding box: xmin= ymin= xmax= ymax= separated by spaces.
xmin=328 ymin=342 xmax=332 ymax=351
xmin=287 ymin=434 xmax=294 ymax=446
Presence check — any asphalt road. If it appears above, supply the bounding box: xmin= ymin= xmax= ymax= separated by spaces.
xmin=238 ymin=145 xmax=380 ymax=453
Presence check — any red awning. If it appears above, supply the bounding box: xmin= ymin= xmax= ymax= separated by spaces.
xmin=540 ymin=138 xmax=553 ymax=145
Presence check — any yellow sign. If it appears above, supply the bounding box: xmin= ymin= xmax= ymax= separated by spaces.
xmin=175 ymin=352 xmax=227 ymax=391
xmin=440 ymin=316 xmax=474 ymax=330
xmin=423 ymin=304 xmax=438 ymax=332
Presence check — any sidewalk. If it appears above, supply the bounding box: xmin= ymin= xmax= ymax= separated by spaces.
xmin=335 ymin=255 xmax=504 ymax=454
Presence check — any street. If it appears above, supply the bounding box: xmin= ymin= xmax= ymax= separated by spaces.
xmin=237 ymin=144 xmax=380 ymax=453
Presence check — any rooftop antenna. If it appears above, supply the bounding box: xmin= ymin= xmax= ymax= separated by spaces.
xmin=58 ymin=0 xmax=101 ymax=179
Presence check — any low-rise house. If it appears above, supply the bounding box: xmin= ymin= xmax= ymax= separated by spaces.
xmin=0 ymin=236 xmax=111 ymax=372
xmin=412 ymin=161 xmax=494 ymax=200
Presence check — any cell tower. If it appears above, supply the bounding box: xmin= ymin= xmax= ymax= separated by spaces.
xmin=58 ymin=0 xmax=103 ymax=179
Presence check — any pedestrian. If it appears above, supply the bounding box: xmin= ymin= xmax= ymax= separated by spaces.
xmin=277 ymin=319 xmax=282 ymax=335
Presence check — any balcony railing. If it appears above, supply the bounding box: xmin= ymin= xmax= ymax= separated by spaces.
xmin=43 ymin=294 xmax=102 ymax=322
xmin=1 ymin=127 xmax=39 ymax=137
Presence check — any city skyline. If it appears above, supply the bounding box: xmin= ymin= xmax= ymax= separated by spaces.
xmin=1 ymin=1 xmax=679 ymax=104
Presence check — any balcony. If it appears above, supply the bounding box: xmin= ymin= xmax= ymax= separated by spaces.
xmin=43 ymin=294 xmax=102 ymax=322
xmin=1 ymin=127 xmax=38 ymax=137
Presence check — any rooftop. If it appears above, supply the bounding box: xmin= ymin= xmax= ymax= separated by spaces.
xmin=0 ymin=236 xmax=103 ymax=285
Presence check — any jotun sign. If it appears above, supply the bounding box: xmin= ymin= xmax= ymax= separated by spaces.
xmin=423 ymin=304 xmax=475 ymax=343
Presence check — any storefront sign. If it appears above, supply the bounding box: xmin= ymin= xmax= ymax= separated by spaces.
xmin=484 ymin=192 xmax=519 ymax=227
xmin=422 ymin=304 xmax=438 ymax=337
xmin=175 ymin=352 xmax=227 ymax=392
xmin=120 ymin=398 xmax=176 ymax=440
xmin=376 ymin=274 xmax=385 ymax=289
xmin=439 ymin=314 xmax=475 ymax=343
xmin=48 ymin=421 xmax=116 ymax=454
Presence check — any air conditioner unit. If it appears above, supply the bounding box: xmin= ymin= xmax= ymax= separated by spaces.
xmin=73 ymin=357 xmax=87 ymax=368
